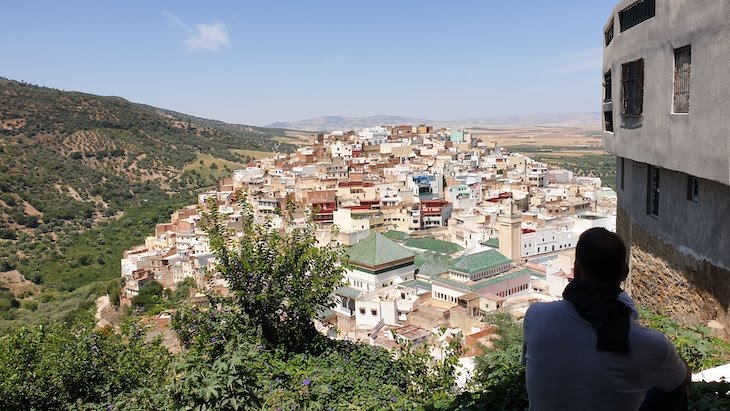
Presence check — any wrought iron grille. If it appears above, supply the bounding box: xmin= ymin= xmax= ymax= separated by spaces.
xmin=622 ymin=60 xmax=644 ymax=116
xmin=619 ymin=0 xmax=656 ymax=32
xmin=605 ymin=21 xmax=614 ymax=46
xmin=674 ymin=46 xmax=691 ymax=113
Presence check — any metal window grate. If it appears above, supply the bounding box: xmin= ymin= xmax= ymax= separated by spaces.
xmin=674 ymin=46 xmax=691 ymax=113
xmin=622 ymin=60 xmax=644 ymax=116
xmin=605 ymin=21 xmax=614 ymax=46
xmin=604 ymin=70 xmax=612 ymax=102
xmin=604 ymin=111 xmax=614 ymax=132
xmin=619 ymin=0 xmax=656 ymax=32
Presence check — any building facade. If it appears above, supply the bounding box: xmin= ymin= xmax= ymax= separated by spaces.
xmin=602 ymin=0 xmax=730 ymax=329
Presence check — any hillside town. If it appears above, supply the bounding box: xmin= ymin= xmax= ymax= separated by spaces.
xmin=120 ymin=125 xmax=616 ymax=364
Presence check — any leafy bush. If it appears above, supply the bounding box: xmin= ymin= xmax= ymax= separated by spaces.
xmin=165 ymin=298 xmax=463 ymax=410
xmin=639 ymin=307 xmax=730 ymax=371
xmin=0 ymin=321 xmax=171 ymax=409
xmin=21 ymin=299 xmax=38 ymax=311
xmin=689 ymin=381 xmax=730 ymax=410
xmin=131 ymin=280 xmax=163 ymax=312
xmin=0 ymin=229 xmax=17 ymax=240
xmin=469 ymin=313 xmax=528 ymax=410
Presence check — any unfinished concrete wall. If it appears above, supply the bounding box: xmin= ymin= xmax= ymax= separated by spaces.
xmin=618 ymin=205 xmax=730 ymax=337
xmin=616 ymin=158 xmax=730 ymax=270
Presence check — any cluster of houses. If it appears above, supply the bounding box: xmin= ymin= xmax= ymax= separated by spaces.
xmin=119 ymin=124 xmax=616 ymax=359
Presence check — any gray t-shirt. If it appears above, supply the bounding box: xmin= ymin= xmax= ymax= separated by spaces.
xmin=522 ymin=293 xmax=687 ymax=411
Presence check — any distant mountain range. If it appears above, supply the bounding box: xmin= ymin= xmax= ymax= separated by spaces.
xmin=267 ymin=113 xmax=601 ymax=132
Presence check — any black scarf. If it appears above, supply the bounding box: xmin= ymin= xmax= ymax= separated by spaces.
xmin=563 ymin=277 xmax=633 ymax=354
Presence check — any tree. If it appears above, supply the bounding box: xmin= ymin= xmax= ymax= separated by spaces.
xmin=202 ymin=191 xmax=344 ymax=350
xmin=469 ymin=313 xmax=529 ymax=410
xmin=131 ymin=280 xmax=163 ymax=312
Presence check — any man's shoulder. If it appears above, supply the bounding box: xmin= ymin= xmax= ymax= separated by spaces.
xmin=630 ymin=321 xmax=672 ymax=351
xmin=525 ymin=300 xmax=574 ymax=322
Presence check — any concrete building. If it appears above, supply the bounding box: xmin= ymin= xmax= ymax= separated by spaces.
xmin=409 ymin=174 xmax=443 ymax=200
xmin=421 ymin=199 xmax=453 ymax=228
xmin=521 ymin=226 xmax=577 ymax=258
xmin=602 ymin=0 xmax=730 ymax=329
xmin=333 ymin=207 xmax=385 ymax=236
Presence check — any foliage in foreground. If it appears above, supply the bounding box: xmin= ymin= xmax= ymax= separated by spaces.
xmin=1 ymin=191 xmax=730 ymax=409
xmin=468 ymin=313 xmax=528 ymax=410
xmin=0 ymin=321 xmax=170 ymax=410
xmin=162 ymin=302 xmax=463 ymax=410
xmin=202 ymin=195 xmax=345 ymax=350
xmin=639 ymin=307 xmax=730 ymax=371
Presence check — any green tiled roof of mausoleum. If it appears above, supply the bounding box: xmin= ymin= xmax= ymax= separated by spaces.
xmin=404 ymin=237 xmax=463 ymax=254
xmin=448 ymin=249 xmax=512 ymax=274
xmin=480 ymin=237 xmax=500 ymax=248
xmin=347 ymin=233 xmax=415 ymax=267
xmin=383 ymin=230 xmax=410 ymax=241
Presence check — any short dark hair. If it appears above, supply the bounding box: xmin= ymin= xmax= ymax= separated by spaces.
xmin=575 ymin=227 xmax=627 ymax=283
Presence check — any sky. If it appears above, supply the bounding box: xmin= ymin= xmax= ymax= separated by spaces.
xmin=0 ymin=1 xmax=617 ymax=126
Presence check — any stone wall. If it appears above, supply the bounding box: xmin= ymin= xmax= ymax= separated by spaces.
xmin=617 ymin=206 xmax=730 ymax=338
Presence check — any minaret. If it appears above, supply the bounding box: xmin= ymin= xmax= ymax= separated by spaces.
xmin=498 ymin=199 xmax=523 ymax=261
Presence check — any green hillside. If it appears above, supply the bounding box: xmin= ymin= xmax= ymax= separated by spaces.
xmin=0 ymin=78 xmax=292 ymax=327
xmin=0 ymin=78 xmax=289 ymax=218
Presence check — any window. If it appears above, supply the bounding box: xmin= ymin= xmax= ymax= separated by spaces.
xmin=647 ymin=166 xmax=660 ymax=216
xmin=687 ymin=175 xmax=699 ymax=202
xmin=619 ymin=0 xmax=655 ymax=32
xmin=359 ymin=308 xmax=366 ymax=315
xmin=620 ymin=157 xmax=625 ymax=189
xmin=605 ymin=20 xmax=614 ymax=46
xmin=604 ymin=71 xmax=612 ymax=102
xmin=674 ymin=46 xmax=691 ymax=113
xmin=622 ymin=59 xmax=644 ymax=117
xmin=371 ymin=309 xmax=377 ymax=316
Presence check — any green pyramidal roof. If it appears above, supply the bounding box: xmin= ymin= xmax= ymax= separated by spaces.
xmin=448 ymin=249 xmax=512 ymax=274
xmin=480 ymin=237 xmax=499 ymax=248
xmin=383 ymin=230 xmax=410 ymax=241
xmin=405 ymin=237 xmax=463 ymax=254
xmin=347 ymin=232 xmax=415 ymax=267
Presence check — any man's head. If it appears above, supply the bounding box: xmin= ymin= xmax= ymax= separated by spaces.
xmin=573 ymin=227 xmax=629 ymax=285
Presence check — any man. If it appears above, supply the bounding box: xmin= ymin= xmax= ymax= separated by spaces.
xmin=522 ymin=227 xmax=691 ymax=411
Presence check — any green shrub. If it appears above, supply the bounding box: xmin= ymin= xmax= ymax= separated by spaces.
xmin=131 ymin=280 xmax=163 ymax=312
xmin=0 ymin=321 xmax=171 ymax=409
xmin=0 ymin=229 xmax=16 ymax=240
xmin=22 ymin=299 xmax=38 ymax=311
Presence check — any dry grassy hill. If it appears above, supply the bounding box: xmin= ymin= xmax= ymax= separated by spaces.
xmin=0 ymin=78 xmax=294 ymax=325
xmin=0 ymin=77 xmax=291 ymax=228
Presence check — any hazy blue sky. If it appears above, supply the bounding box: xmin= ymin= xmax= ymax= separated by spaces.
xmin=0 ymin=1 xmax=617 ymax=125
